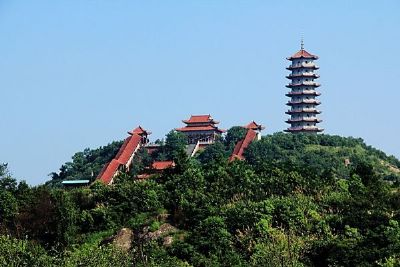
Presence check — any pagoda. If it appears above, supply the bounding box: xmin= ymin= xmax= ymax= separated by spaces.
xmin=176 ymin=115 xmax=225 ymax=144
xmin=285 ymin=42 xmax=323 ymax=133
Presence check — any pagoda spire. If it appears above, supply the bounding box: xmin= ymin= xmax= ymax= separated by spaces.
xmin=284 ymin=46 xmax=323 ymax=133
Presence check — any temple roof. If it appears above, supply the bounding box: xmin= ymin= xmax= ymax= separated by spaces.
xmin=287 ymin=49 xmax=318 ymax=60
xmin=245 ymin=121 xmax=265 ymax=131
xmin=128 ymin=126 xmax=151 ymax=136
xmin=176 ymin=125 xmax=225 ymax=133
xmin=178 ymin=114 xmax=224 ymax=133
xmin=97 ymin=132 xmax=143 ymax=184
xmin=151 ymin=161 xmax=175 ymax=170
xmin=182 ymin=115 xmax=219 ymax=124
xmin=115 ymin=134 xmax=142 ymax=165
xmin=97 ymin=159 xmax=120 ymax=185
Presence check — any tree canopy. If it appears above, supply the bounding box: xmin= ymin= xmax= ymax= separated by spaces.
xmin=2 ymin=132 xmax=400 ymax=266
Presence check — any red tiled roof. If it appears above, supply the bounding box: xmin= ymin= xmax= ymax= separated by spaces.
xmin=97 ymin=159 xmax=120 ymax=185
xmin=176 ymin=125 xmax=225 ymax=133
xmin=287 ymin=49 xmax=318 ymax=60
xmin=128 ymin=126 xmax=151 ymax=136
xmin=96 ymin=125 xmax=150 ymax=185
xmin=245 ymin=121 xmax=265 ymax=131
xmin=114 ymin=136 xmax=131 ymax=162
xmin=151 ymin=161 xmax=175 ymax=170
xmin=182 ymin=115 xmax=219 ymax=124
xmin=229 ymin=129 xmax=257 ymax=161
xmin=115 ymin=134 xmax=142 ymax=166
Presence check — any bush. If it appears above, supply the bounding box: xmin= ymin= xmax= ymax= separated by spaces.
xmin=0 ymin=235 xmax=54 ymax=266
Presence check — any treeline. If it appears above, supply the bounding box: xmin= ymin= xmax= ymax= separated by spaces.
xmin=48 ymin=140 xmax=124 ymax=186
xmin=1 ymin=132 xmax=400 ymax=266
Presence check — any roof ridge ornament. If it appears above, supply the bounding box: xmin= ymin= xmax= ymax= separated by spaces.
xmin=301 ymin=37 xmax=304 ymax=50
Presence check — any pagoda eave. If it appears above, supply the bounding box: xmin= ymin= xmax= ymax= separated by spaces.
xmin=284 ymin=127 xmax=324 ymax=133
xmin=285 ymin=119 xmax=322 ymax=123
xmin=286 ymin=110 xmax=322 ymax=115
xmin=286 ymin=55 xmax=319 ymax=61
xmin=286 ymin=101 xmax=321 ymax=106
xmin=286 ymin=83 xmax=320 ymax=88
xmin=286 ymin=65 xmax=319 ymax=70
xmin=286 ymin=91 xmax=321 ymax=97
xmin=286 ymin=74 xmax=320 ymax=79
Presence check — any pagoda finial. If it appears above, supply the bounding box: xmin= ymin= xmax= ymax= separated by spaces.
xmin=301 ymin=37 xmax=304 ymax=50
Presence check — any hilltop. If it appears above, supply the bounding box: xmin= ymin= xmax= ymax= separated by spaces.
xmin=1 ymin=132 xmax=400 ymax=266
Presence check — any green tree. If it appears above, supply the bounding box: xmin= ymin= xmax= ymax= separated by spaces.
xmin=164 ymin=130 xmax=188 ymax=161
xmin=224 ymin=126 xmax=247 ymax=152
xmin=197 ymin=141 xmax=227 ymax=165
xmin=0 ymin=190 xmax=17 ymax=225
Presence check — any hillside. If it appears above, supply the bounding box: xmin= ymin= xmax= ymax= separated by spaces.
xmin=1 ymin=132 xmax=400 ymax=266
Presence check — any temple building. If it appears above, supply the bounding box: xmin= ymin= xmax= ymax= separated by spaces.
xmin=176 ymin=115 xmax=225 ymax=144
xmin=285 ymin=42 xmax=323 ymax=133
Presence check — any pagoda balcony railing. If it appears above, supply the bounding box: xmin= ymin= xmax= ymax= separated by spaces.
xmin=286 ymin=100 xmax=321 ymax=105
xmin=286 ymin=109 xmax=321 ymax=114
xmin=286 ymin=90 xmax=321 ymax=96
xmin=286 ymin=82 xmax=320 ymax=88
xmin=286 ymin=63 xmax=319 ymax=70
xmin=286 ymin=118 xmax=322 ymax=123
xmin=286 ymin=73 xmax=320 ymax=79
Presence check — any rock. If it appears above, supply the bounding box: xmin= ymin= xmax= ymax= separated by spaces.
xmin=146 ymin=223 xmax=177 ymax=241
xmin=163 ymin=236 xmax=173 ymax=246
xmin=113 ymin=228 xmax=133 ymax=252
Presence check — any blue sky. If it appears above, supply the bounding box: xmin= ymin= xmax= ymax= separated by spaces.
xmin=1 ymin=1 xmax=399 ymax=185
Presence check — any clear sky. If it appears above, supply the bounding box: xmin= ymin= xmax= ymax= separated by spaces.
xmin=1 ymin=1 xmax=400 ymax=185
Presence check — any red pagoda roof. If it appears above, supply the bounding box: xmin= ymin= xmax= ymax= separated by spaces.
xmin=128 ymin=126 xmax=151 ymax=136
xmin=245 ymin=121 xmax=265 ymax=131
xmin=97 ymin=159 xmax=120 ymax=185
xmin=229 ymin=129 xmax=257 ymax=161
xmin=287 ymin=49 xmax=318 ymax=60
xmin=182 ymin=115 xmax=219 ymax=124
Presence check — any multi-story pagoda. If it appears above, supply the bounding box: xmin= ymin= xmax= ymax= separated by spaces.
xmin=176 ymin=115 xmax=225 ymax=144
xmin=285 ymin=42 xmax=323 ymax=133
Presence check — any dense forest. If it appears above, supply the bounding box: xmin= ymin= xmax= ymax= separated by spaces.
xmin=1 ymin=130 xmax=400 ymax=266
